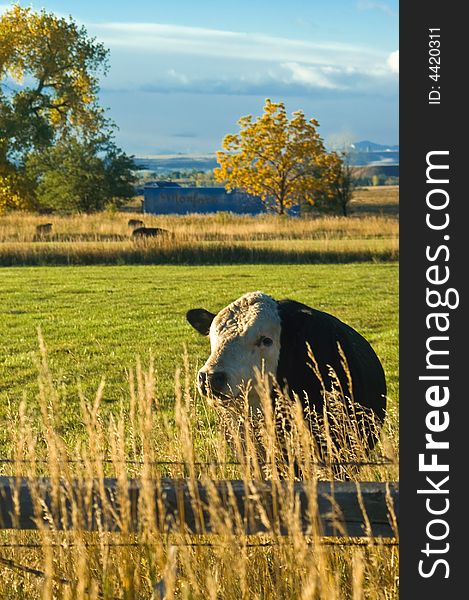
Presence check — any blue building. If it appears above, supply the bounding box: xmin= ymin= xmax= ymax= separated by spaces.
xmin=143 ymin=183 xmax=265 ymax=215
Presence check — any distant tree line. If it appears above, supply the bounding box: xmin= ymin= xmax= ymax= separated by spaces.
xmin=354 ymin=174 xmax=399 ymax=187
xmin=135 ymin=169 xmax=221 ymax=188
xmin=0 ymin=5 xmax=136 ymax=214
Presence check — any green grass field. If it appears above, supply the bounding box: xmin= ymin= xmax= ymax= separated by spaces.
xmin=0 ymin=262 xmax=398 ymax=454
xmin=0 ymin=257 xmax=399 ymax=597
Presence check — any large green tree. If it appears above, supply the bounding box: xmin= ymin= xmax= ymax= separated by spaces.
xmin=26 ymin=137 xmax=136 ymax=213
xmin=214 ymin=99 xmax=339 ymax=215
xmin=0 ymin=4 xmax=134 ymax=212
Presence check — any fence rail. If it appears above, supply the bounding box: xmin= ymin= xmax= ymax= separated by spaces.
xmin=0 ymin=477 xmax=398 ymax=538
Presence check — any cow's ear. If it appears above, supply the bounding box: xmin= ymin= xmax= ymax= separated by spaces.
xmin=186 ymin=309 xmax=215 ymax=336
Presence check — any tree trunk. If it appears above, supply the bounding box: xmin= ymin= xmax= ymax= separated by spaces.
xmin=277 ymin=194 xmax=285 ymax=215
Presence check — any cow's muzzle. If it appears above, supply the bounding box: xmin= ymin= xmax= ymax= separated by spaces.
xmin=197 ymin=370 xmax=230 ymax=398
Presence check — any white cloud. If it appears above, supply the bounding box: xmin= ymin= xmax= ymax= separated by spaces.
xmin=281 ymin=62 xmax=342 ymax=90
xmin=387 ymin=50 xmax=399 ymax=74
xmin=133 ymin=60 xmax=398 ymax=98
xmin=167 ymin=69 xmax=190 ymax=85
xmin=89 ymin=21 xmax=387 ymax=72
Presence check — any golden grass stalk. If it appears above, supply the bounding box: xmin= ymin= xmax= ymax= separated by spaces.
xmin=0 ymin=340 xmax=399 ymax=599
xmin=0 ymin=209 xmax=398 ymax=265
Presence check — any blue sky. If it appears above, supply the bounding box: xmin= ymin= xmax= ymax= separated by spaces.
xmin=2 ymin=1 xmax=399 ymax=156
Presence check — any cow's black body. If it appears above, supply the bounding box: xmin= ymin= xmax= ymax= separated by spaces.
xmin=128 ymin=219 xmax=145 ymax=228
xmin=131 ymin=227 xmax=170 ymax=238
xmin=275 ymin=300 xmax=386 ymax=453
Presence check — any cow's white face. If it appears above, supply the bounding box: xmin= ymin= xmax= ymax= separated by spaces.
xmin=187 ymin=292 xmax=281 ymax=408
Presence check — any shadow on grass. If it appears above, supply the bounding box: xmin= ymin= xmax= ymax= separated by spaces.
xmin=0 ymin=244 xmax=398 ymax=266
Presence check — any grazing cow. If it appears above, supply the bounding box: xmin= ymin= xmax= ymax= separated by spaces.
xmin=35 ymin=223 xmax=53 ymax=235
xmin=33 ymin=223 xmax=53 ymax=241
xmin=187 ymin=291 xmax=387 ymax=472
xmin=128 ymin=219 xmax=145 ymax=228
xmin=131 ymin=226 xmax=170 ymax=239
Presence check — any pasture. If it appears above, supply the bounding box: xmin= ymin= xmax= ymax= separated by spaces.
xmin=0 ymin=187 xmax=398 ymax=266
xmin=0 ymin=264 xmax=398 ymax=599
xmin=0 ymin=263 xmax=398 ymax=451
xmin=0 ymin=194 xmax=399 ymax=598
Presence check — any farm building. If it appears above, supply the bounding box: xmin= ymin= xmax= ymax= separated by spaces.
xmin=142 ymin=183 xmax=265 ymax=215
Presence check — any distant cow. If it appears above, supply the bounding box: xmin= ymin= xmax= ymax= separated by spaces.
xmin=35 ymin=223 xmax=53 ymax=235
xmin=131 ymin=227 xmax=170 ymax=239
xmin=33 ymin=223 xmax=53 ymax=241
xmin=128 ymin=219 xmax=145 ymax=228
xmin=187 ymin=291 xmax=387 ymax=474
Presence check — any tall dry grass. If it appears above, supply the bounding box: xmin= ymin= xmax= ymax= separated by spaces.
xmin=0 ymin=338 xmax=398 ymax=599
xmin=0 ymin=211 xmax=398 ymax=265
xmin=0 ymin=211 xmax=398 ymax=243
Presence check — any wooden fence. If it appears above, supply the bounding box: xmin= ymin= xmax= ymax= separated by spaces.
xmin=0 ymin=477 xmax=399 ymax=538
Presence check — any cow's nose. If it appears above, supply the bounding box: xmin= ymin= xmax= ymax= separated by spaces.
xmin=209 ymin=371 xmax=227 ymax=392
xmin=198 ymin=370 xmax=227 ymax=394
xmin=198 ymin=371 xmax=208 ymax=389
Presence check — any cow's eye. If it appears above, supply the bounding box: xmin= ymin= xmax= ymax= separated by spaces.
xmin=261 ymin=337 xmax=273 ymax=347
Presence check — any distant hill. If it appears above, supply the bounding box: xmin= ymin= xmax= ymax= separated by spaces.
xmin=347 ymin=140 xmax=399 ymax=167
xmin=134 ymin=141 xmax=399 ymax=172
xmin=350 ymin=140 xmax=399 ymax=153
xmin=347 ymin=151 xmax=399 ymax=167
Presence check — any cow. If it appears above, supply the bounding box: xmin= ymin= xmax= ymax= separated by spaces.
xmin=131 ymin=226 xmax=170 ymax=239
xmin=35 ymin=223 xmax=53 ymax=235
xmin=128 ymin=219 xmax=145 ymax=228
xmin=33 ymin=223 xmax=53 ymax=241
xmin=187 ymin=291 xmax=387 ymax=476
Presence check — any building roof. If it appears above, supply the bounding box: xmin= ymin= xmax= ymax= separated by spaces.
xmin=151 ymin=181 xmax=182 ymax=188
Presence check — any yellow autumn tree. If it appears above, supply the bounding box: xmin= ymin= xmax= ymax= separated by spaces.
xmin=0 ymin=127 xmax=35 ymax=212
xmin=0 ymin=168 xmax=31 ymax=213
xmin=0 ymin=4 xmax=110 ymax=211
xmin=214 ymin=99 xmax=338 ymax=215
